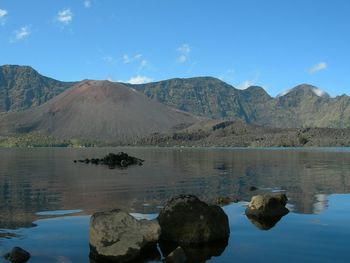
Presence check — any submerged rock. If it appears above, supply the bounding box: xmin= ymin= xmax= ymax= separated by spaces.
xmin=245 ymin=193 xmax=289 ymax=230
xmin=75 ymin=152 xmax=144 ymax=169
xmin=160 ymin=238 xmax=228 ymax=263
xmin=215 ymin=196 xmax=234 ymax=206
xmin=163 ymin=246 xmax=187 ymax=263
xmin=246 ymin=212 xmax=287 ymax=230
xmin=3 ymin=247 xmax=31 ymax=263
xmin=158 ymin=195 xmax=229 ymax=244
xmin=89 ymin=209 xmax=160 ymax=262
xmin=249 ymin=186 xmax=258 ymax=191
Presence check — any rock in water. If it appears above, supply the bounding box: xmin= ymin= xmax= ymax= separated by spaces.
xmin=164 ymin=246 xmax=187 ymax=263
xmin=89 ymin=209 xmax=160 ymax=262
xmin=3 ymin=247 xmax=31 ymax=263
xmin=245 ymin=193 xmax=289 ymax=221
xmin=158 ymin=195 xmax=230 ymax=244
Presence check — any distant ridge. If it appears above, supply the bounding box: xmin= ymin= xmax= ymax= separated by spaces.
xmin=2 ymin=65 xmax=350 ymax=132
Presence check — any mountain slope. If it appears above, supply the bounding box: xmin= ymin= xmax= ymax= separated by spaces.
xmin=132 ymin=80 xmax=350 ymax=128
xmin=130 ymin=77 xmax=247 ymax=120
xmin=0 ymin=65 xmax=75 ymax=112
xmin=0 ymin=80 xmax=197 ymax=143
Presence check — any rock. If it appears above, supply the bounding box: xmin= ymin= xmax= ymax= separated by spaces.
xmin=89 ymin=209 xmax=160 ymax=262
xmin=249 ymin=186 xmax=258 ymax=191
xmin=3 ymin=247 xmax=31 ymax=263
xmin=215 ymin=196 xmax=233 ymax=206
xmin=75 ymin=152 xmax=144 ymax=169
xmin=158 ymin=195 xmax=229 ymax=244
xmin=245 ymin=193 xmax=289 ymax=221
xmin=163 ymin=246 xmax=187 ymax=263
xmin=120 ymin=160 xmax=128 ymax=167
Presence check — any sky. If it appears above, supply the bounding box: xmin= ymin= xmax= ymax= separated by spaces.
xmin=0 ymin=0 xmax=350 ymax=97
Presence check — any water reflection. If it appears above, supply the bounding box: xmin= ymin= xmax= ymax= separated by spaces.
xmin=245 ymin=211 xmax=289 ymax=230
xmin=0 ymin=147 xmax=350 ymax=230
xmin=159 ymin=239 xmax=228 ymax=263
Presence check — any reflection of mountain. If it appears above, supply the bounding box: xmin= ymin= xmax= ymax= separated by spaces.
xmin=0 ymin=148 xmax=350 ymax=229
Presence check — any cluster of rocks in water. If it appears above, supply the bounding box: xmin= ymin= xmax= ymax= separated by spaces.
xmin=88 ymin=193 xmax=289 ymax=263
xmin=89 ymin=195 xmax=230 ymax=263
xmin=73 ymin=152 xmax=144 ymax=168
xmin=3 ymin=192 xmax=289 ymax=263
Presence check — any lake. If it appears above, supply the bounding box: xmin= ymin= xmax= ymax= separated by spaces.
xmin=0 ymin=147 xmax=350 ymax=262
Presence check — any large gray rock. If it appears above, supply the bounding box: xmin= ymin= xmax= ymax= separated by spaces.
xmin=158 ymin=195 xmax=229 ymax=244
xmin=245 ymin=193 xmax=289 ymax=229
xmin=3 ymin=247 xmax=31 ymax=263
xmin=89 ymin=209 xmax=161 ymax=262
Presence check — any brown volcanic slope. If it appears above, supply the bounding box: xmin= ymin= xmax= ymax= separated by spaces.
xmin=0 ymin=80 xmax=198 ymax=143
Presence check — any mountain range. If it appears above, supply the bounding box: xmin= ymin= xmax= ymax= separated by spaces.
xmin=0 ymin=65 xmax=350 ymax=144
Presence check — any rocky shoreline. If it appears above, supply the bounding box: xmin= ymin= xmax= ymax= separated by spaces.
xmin=3 ymin=193 xmax=289 ymax=263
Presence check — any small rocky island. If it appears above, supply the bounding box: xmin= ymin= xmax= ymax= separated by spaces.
xmin=74 ymin=152 xmax=144 ymax=168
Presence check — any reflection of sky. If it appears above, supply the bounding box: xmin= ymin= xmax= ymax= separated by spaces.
xmin=0 ymin=194 xmax=349 ymax=262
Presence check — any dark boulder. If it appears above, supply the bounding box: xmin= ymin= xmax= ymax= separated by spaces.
xmin=245 ymin=193 xmax=289 ymax=230
xmin=3 ymin=247 xmax=31 ymax=263
xmin=158 ymin=195 xmax=229 ymax=244
xmin=75 ymin=152 xmax=144 ymax=169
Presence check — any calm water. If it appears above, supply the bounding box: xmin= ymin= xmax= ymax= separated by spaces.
xmin=0 ymin=147 xmax=350 ymax=262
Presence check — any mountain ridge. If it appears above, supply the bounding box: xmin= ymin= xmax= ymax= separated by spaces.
xmin=2 ymin=64 xmax=350 ymax=132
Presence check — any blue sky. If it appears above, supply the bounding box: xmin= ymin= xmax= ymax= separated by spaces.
xmin=0 ymin=0 xmax=349 ymax=96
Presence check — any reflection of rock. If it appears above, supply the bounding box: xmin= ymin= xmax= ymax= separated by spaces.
xmin=3 ymin=247 xmax=31 ymax=263
xmin=89 ymin=209 xmax=160 ymax=262
xmin=160 ymin=238 xmax=228 ymax=263
xmin=245 ymin=193 xmax=289 ymax=230
xmin=163 ymin=246 xmax=187 ymax=263
xmin=246 ymin=212 xmax=287 ymax=230
xmin=158 ymin=195 xmax=230 ymax=244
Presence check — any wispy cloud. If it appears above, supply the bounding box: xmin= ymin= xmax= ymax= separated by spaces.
xmin=122 ymin=53 xmax=143 ymax=64
xmin=309 ymin=62 xmax=327 ymax=74
xmin=237 ymin=80 xmax=254 ymax=90
xmin=0 ymin=8 xmax=8 ymax=25
xmin=177 ymin=44 xmax=191 ymax=63
xmin=84 ymin=0 xmax=91 ymax=8
xmin=57 ymin=8 xmax=73 ymax=25
xmin=126 ymin=75 xmax=153 ymax=84
xmin=102 ymin=56 xmax=116 ymax=64
xmin=10 ymin=26 xmax=31 ymax=42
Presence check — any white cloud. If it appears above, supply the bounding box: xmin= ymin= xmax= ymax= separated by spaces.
xmin=123 ymin=54 xmax=130 ymax=64
xmin=126 ymin=75 xmax=153 ymax=84
xmin=57 ymin=9 xmax=73 ymax=25
xmin=123 ymin=53 xmax=144 ymax=64
xmin=102 ymin=56 xmax=115 ymax=64
xmin=309 ymin=62 xmax=327 ymax=74
xmin=177 ymin=43 xmax=191 ymax=63
xmin=84 ymin=0 xmax=91 ymax=8
xmin=0 ymin=8 xmax=8 ymax=25
xmin=140 ymin=59 xmax=148 ymax=68
xmin=134 ymin=54 xmax=143 ymax=60
xmin=11 ymin=26 xmax=30 ymax=42
xmin=237 ymin=80 xmax=254 ymax=90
